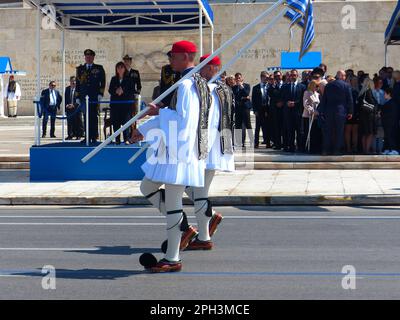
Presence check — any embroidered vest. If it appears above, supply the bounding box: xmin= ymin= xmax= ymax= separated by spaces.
xmin=215 ymin=80 xmax=234 ymax=155
xmin=169 ymin=73 xmax=211 ymax=160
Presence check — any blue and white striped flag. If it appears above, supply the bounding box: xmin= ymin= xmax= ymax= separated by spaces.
xmin=286 ymin=0 xmax=308 ymax=15
xmin=284 ymin=0 xmax=315 ymax=60
xmin=285 ymin=7 xmax=304 ymax=28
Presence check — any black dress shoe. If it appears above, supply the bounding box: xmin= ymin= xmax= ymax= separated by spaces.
xmin=50 ymin=135 xmax=56 ymax=138
xmin=66 ymin=136 xmax=73 ymax=140
xmin=42 ymin=134 xmax=46 ymax=138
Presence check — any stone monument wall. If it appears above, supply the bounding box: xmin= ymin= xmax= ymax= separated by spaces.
xmin=0 ymin=0 xmax=398 ymax=115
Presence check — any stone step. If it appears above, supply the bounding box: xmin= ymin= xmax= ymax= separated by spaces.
xmin=235 ymin=162 xmax=400 ymax=170
xmin=235 ymin=154 xmax=400 ymax=163
xmin=0 ymin=162 xmax=30 ymax=169
xmin=0 ymin=155 xmax=30 ymax=162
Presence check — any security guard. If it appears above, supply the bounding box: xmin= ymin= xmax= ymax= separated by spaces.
xmin=75 ymin=49 xmax=106 ymax=143
xmin=159 ymin=50 xmax=181 ymax=107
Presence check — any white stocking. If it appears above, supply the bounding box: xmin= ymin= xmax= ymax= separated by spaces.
xmin=140 ymin=178 xmax=166 ymax=215
xmin=165 ymin=184 xmax=186 ymax=262
xmin=187 ymin=170 xmax=215 ymax=241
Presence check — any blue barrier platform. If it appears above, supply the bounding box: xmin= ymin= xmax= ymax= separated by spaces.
xmin=30 ymin=142 xmax=146 ymax=182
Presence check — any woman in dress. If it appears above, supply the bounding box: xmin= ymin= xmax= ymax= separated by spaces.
xmin=302 ymin=80 xmax=321 ymax=153
xmin=358 ymin=77 xmax=378 ymax=154
xmin=108 ymin=62 xmax=135 ymax=144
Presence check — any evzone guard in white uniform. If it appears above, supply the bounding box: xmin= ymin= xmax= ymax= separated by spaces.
xmin=184 ymin=54 xmax=235 ymax=250
xmin=130 ymin=40 xmax=212 ymax=273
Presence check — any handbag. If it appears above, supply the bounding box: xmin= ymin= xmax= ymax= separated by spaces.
xmin=361 ymin=92 xmax=375 ymax=114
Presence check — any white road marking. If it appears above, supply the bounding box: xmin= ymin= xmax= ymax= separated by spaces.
xmin=0 ymin=215 xmax=400 ymax=220
xmin=224 ymin=216 xmax=400 ymax=219
xmin=0 ymin=216 xmax=168 ymax=219
xmin=0 ymin=222 xmax=166 ymax=226
xmin=0 ymin=248 xmax=98 ymax=251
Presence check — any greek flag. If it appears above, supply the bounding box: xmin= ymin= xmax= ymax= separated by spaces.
xmin=285 ymin=7 xmax=304 ymax=28
xmin=285 ymin=0 xmax=315 ymax=59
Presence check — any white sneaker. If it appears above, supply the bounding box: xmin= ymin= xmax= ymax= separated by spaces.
xmin=388 ymin=150 xmax=399 ymax=155
xmin=382 ymin=150 xmax=390 ymax=155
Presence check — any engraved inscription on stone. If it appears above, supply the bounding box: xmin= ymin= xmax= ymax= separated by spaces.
xmin=239 ymin=48 xmax=284 ymax=60
xmin=53 ymin=49 xmax=107 ymax=66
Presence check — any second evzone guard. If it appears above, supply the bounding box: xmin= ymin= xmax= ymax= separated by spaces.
xmin=184 ymin=54 xmax=235 ymax=250
xmin=161 ymin=54 xmax=235 ymax=253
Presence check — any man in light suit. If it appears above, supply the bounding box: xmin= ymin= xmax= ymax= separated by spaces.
xmin=319 ymin=70 xmax=353 ymax=155
xmin=40 ymin=81 xmax=62 ymax=138
xmin=252 ymin=71 xmax=269 ymax=148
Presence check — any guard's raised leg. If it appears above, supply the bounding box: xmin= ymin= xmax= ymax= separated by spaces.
xmin=151 ymin=184 xmax=186 ymax=273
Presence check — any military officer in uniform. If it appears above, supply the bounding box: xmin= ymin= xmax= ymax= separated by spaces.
xmin=75 ymin=49 xmax=106 ymax=144
xmin=159 ymin=50 xmax=181 ymax=107
xmin=123 ymin=54 xmax=141 ymax=131
xmin=122 ymin=54 xmax=142 ymax=96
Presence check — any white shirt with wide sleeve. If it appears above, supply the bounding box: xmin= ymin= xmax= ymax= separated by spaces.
xmin=4 ymin=83 xmax=21 ymax=101
xmin=138 ymin=77 xmax=205 ymax=187
xmin=206 ymin=83 xmax=235 ymax=172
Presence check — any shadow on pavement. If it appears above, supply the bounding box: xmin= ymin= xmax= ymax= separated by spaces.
xmin=356 ymin=206 xmax=400 ymax=211
xmin=12 ymin=268 xmax=146 ymax=280
xmin=66 ymin=246 xmax=161 ymax=256
xmin=61 ymin=205 xmax=152 ymax=210
xmin=233 ymin=206 xmax=330 ymax=212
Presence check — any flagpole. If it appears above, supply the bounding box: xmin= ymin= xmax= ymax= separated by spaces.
xmin=127 ymin=8 xmax=287 ymax=165
xmin=81 ymin=0 xmax=285 ymax=164
xmin=210 ymin=8 xmax=286 ymax=83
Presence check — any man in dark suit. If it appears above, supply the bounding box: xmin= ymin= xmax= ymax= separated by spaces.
xmin=65 ymin=76 xmax=84 ymax=140
xmin=75 ymin=49 xmax=106 ymax=144
xmin=268 ymin=70 xmax=285 ymax=150
xmin=252 ymin=71 xmax=269 ymax=148
xmin=40 ymin=81 xmax=62 ymax=138
xmin=232 ymin=73 xmax=253 ymax=147
xmin=319 ymin=70 xmax=353 ymax=155
xmin=281 ymin=69 xmax=306 ymax=152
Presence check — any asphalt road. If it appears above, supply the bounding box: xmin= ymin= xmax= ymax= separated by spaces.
xmin=0 ymin=205 xmax=400 ymax=299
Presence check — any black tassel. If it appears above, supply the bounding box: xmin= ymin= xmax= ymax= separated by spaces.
xmin=180 ymin=212 xmax=190 ymax=231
